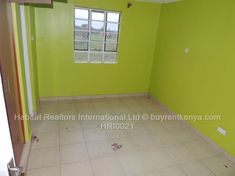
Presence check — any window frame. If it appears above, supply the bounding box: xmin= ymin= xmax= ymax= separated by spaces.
xmin=74 ymin=7 xmax=121 ymax=64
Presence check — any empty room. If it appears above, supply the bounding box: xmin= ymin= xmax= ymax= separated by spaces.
xmin=0 ymin=0 xmax=235 ymax=176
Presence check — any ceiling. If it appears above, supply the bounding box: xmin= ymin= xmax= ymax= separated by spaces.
xmin=136 ymin=0 xmax=181 ymax=4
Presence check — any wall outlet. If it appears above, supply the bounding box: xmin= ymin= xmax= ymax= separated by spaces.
xmin=217 ymin=127 xmax=226 ymax=136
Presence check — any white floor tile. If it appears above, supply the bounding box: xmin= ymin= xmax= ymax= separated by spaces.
xmin=31 ymin=120 xmax=59 ymax=134
xmin=27 ymin=96 xmax=235 ymax=176
xmin=201 ymin=155 xmax=235 ymax=176
xmin=59 ymin=120 xmax=82 ymax=131
xmin=108 ymin=137 xmax=138 ymax=155
xmin=117 ymin=152 xmax=152 ymax=176
xmin=180 ymin=161 xmax=215 ymax=176
xmin=38 ymin=102 xmax=58 ymax=115
xmin=27 ymin=166 xmax=60 ymax=176
xmin=83 ymin=128 xmax=107 ymax=142
xmin=61 ymin=161 xmax=93 ymax=176
xmin=91 ymin=157 xmax=125 ymax=176
xmin=154 ymin=166 xmax=187 ymax=176
xmin=169 ymin=128 xmax=201 ymax=143
xmin=161 ymin=120 xmax=185 ymax=131
xmin=146 ymin=149 xmax=175 ymax=170
xmin=163 ymin=143 xmax=197 ymax=164
xmin=60 ymin=129 xmax=84 ymax=145
xmin=60 ymin=143 xmax=89 ymax=164
xmin=81 ymin=120 xmax=102 ymax=129
xmin=127 ymin=123 xmax=148 ymax=136
xmin=141 ymin=121 xmax=167 ymax=134
xmin=27 ymin=147 xmax=59 ymax=170
xmin=105 ymin=129 xmax=129 ymax=139
xmin=87 ymin=140 xmax=114 ymax=159
xmin=184 ymin=140 xmax=220 ymax=159
xmin=132 ymin=134 xmax=158 ymax=150
xmin=31 ymin=132 xmax=59 ymax=149
xmin=150 ymin=132 xmax=181 ymax=148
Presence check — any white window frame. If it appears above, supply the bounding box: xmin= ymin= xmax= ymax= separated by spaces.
xmin=74 ymin=7 xmax=121 ymax=64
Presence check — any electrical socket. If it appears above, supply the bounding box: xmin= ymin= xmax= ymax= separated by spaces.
xmin=217 ymin=127 xmax=226 ymax=136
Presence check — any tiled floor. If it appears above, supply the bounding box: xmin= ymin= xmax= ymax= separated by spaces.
xmin=27 ymin=96 xmax=235 ymax=176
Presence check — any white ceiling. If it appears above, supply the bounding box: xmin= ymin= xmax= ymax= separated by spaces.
xmin=136 ymin=0 xmax=181 ymax=4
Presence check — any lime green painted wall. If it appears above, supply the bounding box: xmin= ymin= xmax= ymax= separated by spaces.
xmin=35 ymin=0 xmax=161 ymax=97
xmin=24 ymin=6 xmax=39 ymax=112
xmin=12 ymin=3 xmax=31 ymax=142
xmin=150 ymin=0 xmax=235 ymax=157
xmin=12 ymin=4 xmax=40 ymax=142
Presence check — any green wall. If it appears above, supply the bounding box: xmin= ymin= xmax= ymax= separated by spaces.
xmin=12 ymin=4 xmax=40 ymax=141
xmin=12 ymin=3 xmax=31 ymax=142
xmin=34 ymin=0 xmax=161 ymax=97
xmin=150 ymin=0 xmax=235 ymax=157
xmin=25 ymin=6 xmax=39 ymax=112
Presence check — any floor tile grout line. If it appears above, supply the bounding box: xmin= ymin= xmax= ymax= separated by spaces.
xmin=198 ymin=160 xmax=217 ymax=176
xmin=59 ymin=125 xmax=62 ymax=176
xmin=25 ymin=140 xmax=33 ymax=172
xmin=81 ymin=122 xmax=96 ymax=176
xmin=27 ymin=164 xmax=60 ymax=172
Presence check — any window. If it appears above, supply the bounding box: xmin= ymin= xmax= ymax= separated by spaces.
xmin=74 ymin=8 xmax=121 ymax=64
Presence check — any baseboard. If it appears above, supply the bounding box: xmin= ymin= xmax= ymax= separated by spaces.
xmin=150 ymin=95 xmax=235 ymax=163
xmin=39 ymin=93 xmax=149 ymax=101
xmin=19 ymin=141 xmax=31 ymax=173
xmin=181 ymin=120 xmax=235 ymax=163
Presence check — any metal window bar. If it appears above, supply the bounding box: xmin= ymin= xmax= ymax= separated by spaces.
xmin=102 ymin=11 xmax=107 ymax=63
xmin=88 ymin=9 xmax=91 ymax=63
